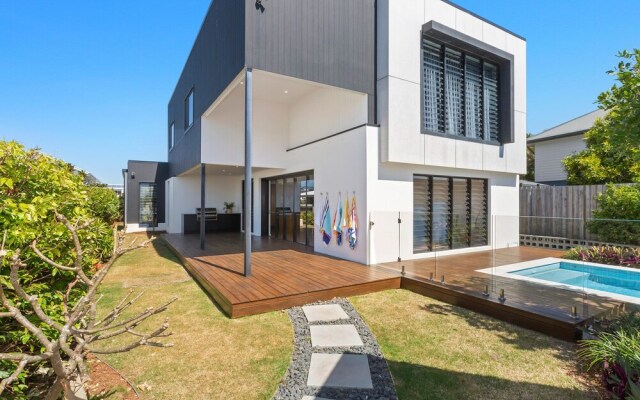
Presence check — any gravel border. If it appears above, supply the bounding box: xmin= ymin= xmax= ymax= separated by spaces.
xmin=273 ymin=298 xmax=397 ymax=400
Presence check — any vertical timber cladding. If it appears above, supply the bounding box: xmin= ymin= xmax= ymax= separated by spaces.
xmin=245 ymin=0 xmax=376 ymax=124
xmin=413 ymin=175 xmax=488 ymax=253
xmin=167 ymin=0 xmax=246 ymax=177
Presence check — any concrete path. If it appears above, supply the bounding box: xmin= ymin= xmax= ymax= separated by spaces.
xmin=273 ymin=298 xmax=397 ymax=400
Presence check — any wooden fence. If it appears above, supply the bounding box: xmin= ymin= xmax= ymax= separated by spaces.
xmin=519 ymin=184 xmax=609 ymax=241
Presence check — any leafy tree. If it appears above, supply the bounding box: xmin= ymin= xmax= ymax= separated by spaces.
xmin=521 ymin=133 xmax=535 ymax=182
xmin=86 ymin=186 xmax=120 ymax=225
xmin=563 ymin=49 xmax=640 ymax=184
xmin=0 ymin=141 xmax=113 ymax=398
xmin=588 ymin=184 xmax=640 ymax=245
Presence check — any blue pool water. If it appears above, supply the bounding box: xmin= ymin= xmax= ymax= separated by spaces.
xmin=509 ymin=261 xmax=640 ymax=299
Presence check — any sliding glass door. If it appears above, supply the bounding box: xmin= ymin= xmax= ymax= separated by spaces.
xmin=268 ymin=172 xmax=314 ymax=246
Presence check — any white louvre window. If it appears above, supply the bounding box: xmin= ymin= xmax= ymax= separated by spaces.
xmin=422 ymin=38 xmax=500 ymax=142
xmin=444 ymin=48 xmax=465 ymax=136
xmin=422 ymin=40 xmax=444 ymax=133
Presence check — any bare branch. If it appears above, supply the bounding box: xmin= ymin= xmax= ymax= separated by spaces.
xmin=77 ymin=296 xmax=176 ymax=336
xmin=87 ymin=319 xmax=172 ymax=354
xmin=0 ymin=359 xmax=29 ymax=394
xmin=0 ymin=312 xmax=15 ymax=318
xmin=0 ymin=352 xmax=51 ymax=362
xmin=9 ymin=252 xmax=64 ymax=332
xmin=30 ymin=241 xmax=78 ymax=272
xmin=0 ymin=279 xmax=53 ymax=349
xmin=54 ymin=212 xmax=93 ymax=286
xmin=93 ymin=290 xmax=143 ymax=328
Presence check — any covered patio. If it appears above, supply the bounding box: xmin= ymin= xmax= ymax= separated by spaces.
xmin=161 ymin=233 xmax=401 ymax=318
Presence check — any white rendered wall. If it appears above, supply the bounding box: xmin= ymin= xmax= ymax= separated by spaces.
xmin=201 ymin=87 xmax=288 ymax=169
xmin=288 ymin=87 xmax=368 ymax=149
xmin=534 ymin=136 xmax=586 ymax=183
xmin=377 ymin=0 xmax=527 ymax=175
xmin=365 ymin=126 xmax=520 ymax=265
xmin=164 ymin=175 xmax=243 ymax=234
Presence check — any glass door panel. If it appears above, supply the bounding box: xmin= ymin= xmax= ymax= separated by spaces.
xmin=284 ymin=178 xmax=294 ymax=241
xmin=269 ymin=180 xmax=278 ymax=237
xmin=431 ymin=177 xmax=451 ymax=251
xmin=294 ymin=177 xmax=305 ymax=245
xmin=275 ymin=179 xmax=284 ymax=239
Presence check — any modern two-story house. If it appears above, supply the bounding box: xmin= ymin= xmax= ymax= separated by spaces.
xmin=123 ymin=0 xmax=527 ymax=267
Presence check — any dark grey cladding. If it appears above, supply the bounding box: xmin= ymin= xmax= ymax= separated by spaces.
xmin=245 ymin=0 xmax=376 ymax=123
xmin=168 ymin=0 xmax=246 ymax=177
xmin=125 ymin=161 xmax=170 ymax=225
xmin=167 ymin=0 xmax=376 ymax=177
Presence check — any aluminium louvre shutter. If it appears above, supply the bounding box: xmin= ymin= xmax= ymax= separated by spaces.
xmin=413 ymin=176 xmax=431 ymax=253
xmin=444 ymin=48 xmax=465 ymax=136
xmin=422 ymin=40 xmax=445 ymax=133
xmin=469 ymin=179 xmax=488 ymax=246
xmin=483 ymin=63 xmax=500 ymax=142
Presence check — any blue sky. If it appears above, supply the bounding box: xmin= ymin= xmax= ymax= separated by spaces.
xmin=1 ymin=1 xmax=639 ymax=183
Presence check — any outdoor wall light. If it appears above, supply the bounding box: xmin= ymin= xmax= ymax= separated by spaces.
xmin=255 ymin=0 xmax=265 ymax=13
xmin=499 ymin=289 xmax=506 ymax=302
xmin=130 ymin=172 xmax=135 ymax=179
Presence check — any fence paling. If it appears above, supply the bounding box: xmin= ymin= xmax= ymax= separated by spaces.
xmin=519 ymin=184 xmax=613 ymax=240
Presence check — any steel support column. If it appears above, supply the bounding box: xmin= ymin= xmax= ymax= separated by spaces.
xmin=200 ymin=163 xmax=205 ymax=250
xmin=244 ymin=68 xmax=253 ymax=277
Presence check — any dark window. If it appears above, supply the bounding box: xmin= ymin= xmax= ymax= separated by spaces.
xmin=139 ymin=183 xmax=158 ymax=227
xmin=422 ymin=38 xmax=500 ymax=142
xmin=169 ymin=122 xmax=175 ymax=149
xmin=185 ymin=89 xmax=194 ymax=129
xmin=413 ymin=175 xmax=487 ymax=253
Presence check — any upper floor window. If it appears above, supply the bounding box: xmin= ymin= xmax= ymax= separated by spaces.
xmin=422 ymin=39 xmax=500 ymax=142
xmin=169 ymin=122 xmax=175 ymax=149
xmin=185 ymin=89 xmax=194 ymax=129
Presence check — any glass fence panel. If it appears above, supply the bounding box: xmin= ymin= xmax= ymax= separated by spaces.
xmin=368 ymin=210 xmax=640 ymax=323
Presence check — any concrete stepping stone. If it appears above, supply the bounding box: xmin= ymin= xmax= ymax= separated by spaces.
xmin=310 ymin=324 xmax=363 ymax=348
xmin=302 ymin=304 xmax=349 ymax=323
xmin=307 ymin=353 xmax=373 ymax=389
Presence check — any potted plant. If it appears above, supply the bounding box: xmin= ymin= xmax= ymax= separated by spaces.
xmin=223 ymin=202 xmax=235 ymax=214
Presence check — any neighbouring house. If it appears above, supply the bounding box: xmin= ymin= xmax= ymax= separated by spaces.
xmin=123 ymin=0 xmax=527 ymax=265
xmin=528 ymin=109 xmax=606 ymax=185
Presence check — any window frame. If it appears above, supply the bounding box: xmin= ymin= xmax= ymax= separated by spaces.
xmin=421 ymin=21 xmax=514 ymax=145
xmin=184 ymin=88 xmax=194 ymax=130
xmin=169 ymin=121 xmax=175 ymax=150
xmin=413 ymin=174 xmax=488 ymax=253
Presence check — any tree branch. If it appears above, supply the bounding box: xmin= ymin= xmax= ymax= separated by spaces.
xmin=0 ymin=359 xmax=29 ymax=394
xmin=9 ymin=252 xmax=64 ymax=332
xmin=86 ymin=319 xmax=172 ymax=354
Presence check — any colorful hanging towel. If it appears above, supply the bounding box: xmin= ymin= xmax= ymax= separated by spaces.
xmin=333 ymin=194 xmax=343 ymax=246
xmin=321 ymin=195 xmax=332 ymax=245
xmin=342 ymin=194 xmax=350 ymax=233
xmin=348 ymin=195 xmax=358 ymax=250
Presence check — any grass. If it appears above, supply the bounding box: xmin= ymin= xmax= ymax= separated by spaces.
xmin=94 ymin=235 xmax=292 ymax=400
xmin=351 ymin=289 xmax=599 ymax=400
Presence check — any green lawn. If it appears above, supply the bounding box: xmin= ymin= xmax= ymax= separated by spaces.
xmin=94 ymin=234 xmax=597 ymax=400
xmin=351 ymin=289 xmax=598 ymax=400
xmin=94 ymin=235 xmax=292 ymax=400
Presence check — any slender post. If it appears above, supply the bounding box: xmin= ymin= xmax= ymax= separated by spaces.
xmin=244 ymin=67 xmax=253 ymax=277
xmin=200 ymin=163 xmax=205 ymax=250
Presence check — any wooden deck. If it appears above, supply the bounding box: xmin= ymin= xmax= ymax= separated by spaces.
xmin=376 ymin=247 xmax=624 ymax=341
xmin=161 ymin=233 xmax=401 ymax=318
xmin=162 ymin=234 xmax=624 ymax=340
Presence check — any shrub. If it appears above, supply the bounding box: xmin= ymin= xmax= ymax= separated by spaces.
xmin=87 ymin=185 xmax=120 ymax=224
xmin=0 ymin=141 xmax=113 ymax=398
xmin=580 ymin=330 xmax=640 ymax=399
xmin=588 ymin=184 xmax=640 ymax=245
xmin=565 ymin=246 xmax=640 ymax=268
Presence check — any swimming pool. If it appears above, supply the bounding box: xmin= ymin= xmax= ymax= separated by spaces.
xmin=478 ymin=257 xmax=640 ymax=304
